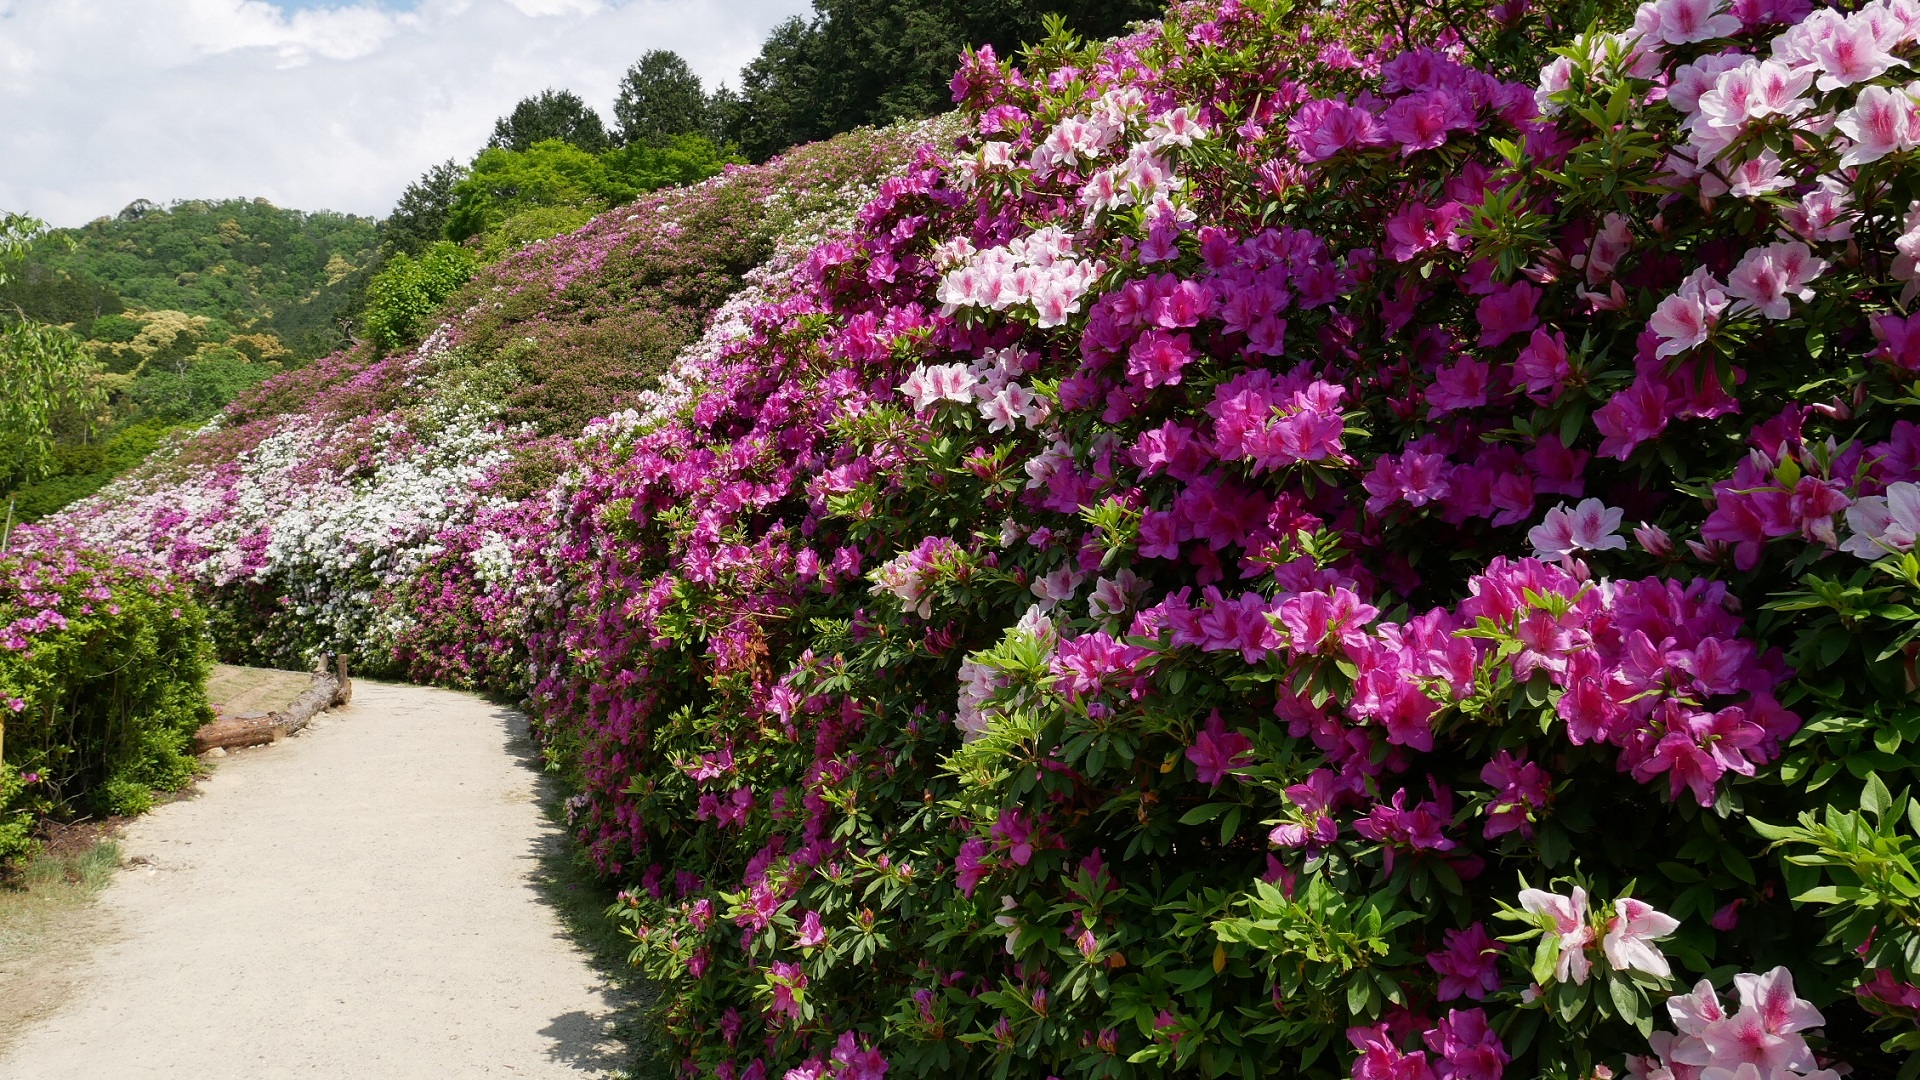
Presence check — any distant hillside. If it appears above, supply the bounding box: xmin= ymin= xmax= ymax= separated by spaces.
xmin=0 ymin=197 xmax=379 ymax=360
xmin=0 ymin=199 xmax=380 ymax=523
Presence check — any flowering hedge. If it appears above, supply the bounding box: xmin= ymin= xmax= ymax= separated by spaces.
xmin=48 ymin=120 xmax=947 ymax=676
xmin=0 ymin=528 xmax=213 ymax=865
xmin=48 ymin=0 xmax=1920 ymax=1075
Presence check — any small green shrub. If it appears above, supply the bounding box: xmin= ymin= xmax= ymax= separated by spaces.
xmin=361 ymin=241 xmax=480 ymax=353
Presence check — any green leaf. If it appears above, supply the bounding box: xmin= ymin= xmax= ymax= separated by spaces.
xmin=1863 ymin=773 xmax=1893 ymax=821
xmin=1608 ymin=977 xmax=1641 ymax=1024
xmin=1180 ymin=803 xmax=1230 ymax=826
xmin=1530 ymin=938 xmax=1561 ymax=986
xmin=1346 ymin=975 xmax=1372 ymax=1018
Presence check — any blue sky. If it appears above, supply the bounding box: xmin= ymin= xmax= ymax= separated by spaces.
xmin=0 ymin=0 xmax=810 ymax=227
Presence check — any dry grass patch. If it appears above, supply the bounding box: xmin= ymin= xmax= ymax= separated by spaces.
xmin=0 ymin=834 xmax=123 ymax=1058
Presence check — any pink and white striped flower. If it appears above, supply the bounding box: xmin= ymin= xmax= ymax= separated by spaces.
xmin=1649 ymin=268 xmax=1730 ymax=358
xmin=1529 ymin=499 xmax=1629 ymax=559
xmin=1727 ymin=241 xmax=1827 ymax=319
xmin=1835 ymin=83 xmax=1920 ymax=166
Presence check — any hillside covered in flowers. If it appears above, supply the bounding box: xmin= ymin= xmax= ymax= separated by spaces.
xmin=35 ymin=0 xmax=1920 ymax=1076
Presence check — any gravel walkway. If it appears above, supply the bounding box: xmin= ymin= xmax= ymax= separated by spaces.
xmin=0 ymin=680 xmax=626 ymax=1078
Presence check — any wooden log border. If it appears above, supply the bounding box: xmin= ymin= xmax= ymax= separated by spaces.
xmin=193 ymin=655 xmax=353 ymax=755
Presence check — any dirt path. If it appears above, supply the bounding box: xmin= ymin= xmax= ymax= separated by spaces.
xmin=0 ymin=681 xmax=629 ymax=1078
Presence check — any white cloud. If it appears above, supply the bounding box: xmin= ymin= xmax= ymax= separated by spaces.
xmin=0 ymin=0 xmax=810 ymax=226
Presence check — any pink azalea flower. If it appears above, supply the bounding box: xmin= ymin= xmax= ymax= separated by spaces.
xmin=1428 ymin=923 xmax=1507 ymax=1000
xmin=1363 ymin=451 xmax=1453 ymax=513
xmin=1688 ymin=967 xmax=1825 ymax=1072
xmin=1277 ymin=587 xmax=1379 ymax=656
xmin=1422 ymin=1008 xmax=1509 ymax=1080
xmin=1476 ymin=281 xmax=1541 ymax=347
xmin=1586 ymin=213 xmax=1634 ymax=283
xmin=1841 ymin=481 xmax=1920 ymax=558
xmin=1594 ymin=378 xmax=1675 ymax=460
xmin=795 ymin=909 xmax=827 ymax=948
xmin=767 ymin=961 xmax=808 ymax=1025
xmin=1515 ymin=328 xmax=1572 ymax=402
xmin=1287 ymin=98 xmax=1388 ymax=162
xmin=1384 ymin=200 xmax=1469 ymax=262
xmin=1528 ymin=499 xmax=1628 ymax=559
xmin=1480 ymin=751 xmax=1551 ymax=839
xmin=1836 ymin=83 xmax=1920 ymax=166
xmin=1517 ymin=886 xmax=1594 ymax=984
xmin=1269 ymin=769 xmax=1341 ymax=853
xmin=1667 ymin=54 xmax=1749 ymax=115
xmin=991 ymin=808 xmax=1036 ymax=866
xmin=1648 ymin=269 xmax=1728 ymax=359
xmin=1781 ymin=183 xmax=1854 ymax=243
xmin=830 ymin=1031 xmax=890 ymax=1080
xmin=1603 ymin=897 xmax=1681 ymax=977
xmin=1804 ymin=10 xmax=1906 ymax=90
xmin=1640 ymin=0 xmax=1743 ymax=44
xmin=1126 ymin=329 xmax=1196 ymax=388
xmin=1185 ymin=711 xmax=1255 ymax=786
xmin=1724 ymin=149 xmax=1793 ymax=198
xmin=1348 ymin=1022 xmax=1436 ymax=1080
xmin=954 ymin=838 xmax=990 ymax=897
xmin=1870 ymin=312 xmax=1920 ymax=372
xmin=1383 ymin=88 xmax=1476 ymax=154
xmin=1726 ymin=241 xmax=1826 ymax=319
xmin=1428 ymin=358 xmax=1492 ymax=415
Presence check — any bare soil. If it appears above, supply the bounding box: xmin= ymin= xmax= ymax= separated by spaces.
xmin=204 ymin=662 xmax=315 ymax=718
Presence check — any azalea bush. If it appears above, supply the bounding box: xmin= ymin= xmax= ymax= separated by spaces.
xmin=0 ymin=529 xmax=213 ymax=866
xmin=47 ymin=120 xmax=945 ymax=675
xmin=516 ymin=0 xmax=1920 ymax=1074
xmin=43 ymin=0 xmax=1920 ymax=1075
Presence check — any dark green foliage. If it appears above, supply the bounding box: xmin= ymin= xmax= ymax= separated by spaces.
xmin=0 ymin=553 xmax=213 ymax=864
xmin=22 ymin=198 xmax=379 ymax=361
xmin=489 ymin=89 xmax=612 ymax=154
xmin=126 ymin=353 xmax=271 ymax=422
xmin=383 ymin=159 xmax=469 ymax=257
xmin=0 ymin=263 xmax=123 ymax=338
xmin=2 ymin=421 xmax=183 ymax=523
xmin=614 ymin=50 xmax=714 ymax=146
xmin=362 ymin=241 xmax=481 ymax=352
xmin=721 ymin=0 xmax=1166 ymax=159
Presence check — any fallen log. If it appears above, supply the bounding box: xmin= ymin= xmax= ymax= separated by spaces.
xmin=193 ymin=664 xmax=346 ymax=754
xmin=192 ymin=712 xmax=285 ymax=754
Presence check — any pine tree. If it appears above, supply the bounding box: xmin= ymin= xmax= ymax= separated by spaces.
xmin=489 ymin=89 xmax=611 ymax=154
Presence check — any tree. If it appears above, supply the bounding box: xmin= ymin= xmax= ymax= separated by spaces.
xmin=721 ymin=0 xmax=1167 ymax=161
xmin=0 ymin=215 xmax=104 ymax=489
xmin=614 ymin=50 xmax=712 ymax=146
xmin=488 ymin=89 xmax=611 ymax=154
xmin=383 ymin=159 xmax=468 ymax=256
xmin=0 ymin=321 xmax=105 ymax=490
xmin=443 ymin=136 xmax=737 ymax=249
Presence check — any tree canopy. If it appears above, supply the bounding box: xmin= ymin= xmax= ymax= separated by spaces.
xmin=720 ymin=0 xmax=1166 ymax=160
xmin=13 ymin=197 xmax=378 ymax=360
xmin=443 ymin=136 xmax=736 ymax=246
xmin=382 ymin=159 xmax=468 ymax=258
xmin=488 ymin=89 xmax=612 ymax=154
xmin=614 ymin=50 xmax=713 ymax=146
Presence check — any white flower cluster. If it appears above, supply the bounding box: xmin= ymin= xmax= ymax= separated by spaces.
xmin=52 ymin=400 xmax=510 ymax=661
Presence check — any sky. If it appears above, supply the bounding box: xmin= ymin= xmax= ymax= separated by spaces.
xmin=0 ymin=0 xmax=812 ymax=227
